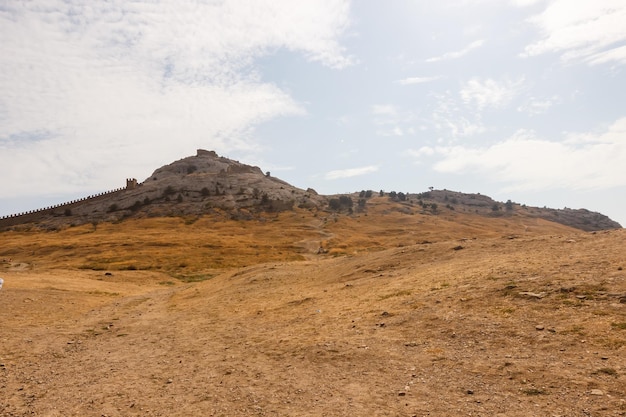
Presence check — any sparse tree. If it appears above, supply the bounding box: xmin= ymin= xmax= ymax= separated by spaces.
xmin=339 ymin=195 xmax=353 ymax=208
xmin=163 ymin=186 xmax=175 ymax=197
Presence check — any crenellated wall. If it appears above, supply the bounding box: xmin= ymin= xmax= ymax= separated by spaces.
xmin=0 ymin=179 xmax=137 ymax=228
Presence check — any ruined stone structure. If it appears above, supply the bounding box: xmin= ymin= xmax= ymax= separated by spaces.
xmin=0 ymin=179 xmax=136 ymax=229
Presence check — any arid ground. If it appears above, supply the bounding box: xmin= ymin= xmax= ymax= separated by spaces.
xmin=1 ymin=202 xmax=625 ymax=416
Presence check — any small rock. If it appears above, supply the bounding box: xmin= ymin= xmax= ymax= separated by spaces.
xmin=535 ymin=325 xmax=545 ymax=331
xmin=519 ymin=291 xmax=546 ymax=299
xmin=590 ymin=389 xmax=604 ymax=396
xmin=467 ymin=389 xmax=474 ymax=395
xmin=398 ymin=391 xmax=406 ymax=396
xmin=452 ymin=245 xmax=464 ymax=251
xmin=166 ymin=378 xmax=173 ymax=384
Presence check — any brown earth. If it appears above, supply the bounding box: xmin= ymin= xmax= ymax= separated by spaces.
xmin=1 ymin=201 xmax=625 ymax=416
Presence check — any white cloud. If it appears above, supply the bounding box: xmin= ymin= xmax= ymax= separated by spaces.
xmin=430 ymin=91 xmax=486 ymax=140
xmin=371 ymin=104 xmax=417 ymax=137
xmin=395 ymin=76 xmax=442 ymax=85
xmin=432 ymin=118 xmax=626 ymax=191
xmin=0 ymin=0 xmax=353 ymax=198
xmin=426 ymin=39 xmax=485 ymax=63
xmin=325 ymin=165 xmax=379 ymax=180
xmin=517 ymin=96 xmax=560 ymax=115
xmin=522 ymin=1 xmax=626 ymax=66
xmin=407 ymin=146 xmax=435 ymax=158
xmin=587 ymin=45 xmax=626 ymax=66
xmin=510 ymin=0 xmax=545 ymax=6
xmin=460 ymin=77 xmax=525 ymax=110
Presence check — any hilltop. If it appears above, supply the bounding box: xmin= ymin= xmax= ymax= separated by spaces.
xmin=0 ymin=149 xmax=621 ymax=232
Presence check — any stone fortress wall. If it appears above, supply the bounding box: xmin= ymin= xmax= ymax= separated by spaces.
xmin=0 ymin=179 xmax=137 ymax=228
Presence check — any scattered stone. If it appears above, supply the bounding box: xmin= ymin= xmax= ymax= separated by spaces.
xmin=381 ymin=311 xmax=390 ymax=317
xmin=576 ymin=295 xmax=587 ymax=300
xmin=166 ymin=378 xmax=173 ymax=384
xmin=519 ymin=291 xmax=546 ymax=299
xmin=452 ymin=245 xmax=464 ymax=251
xmin=590 ymin=389 xmax=604 ymax=396
xmin=466 ymin=389 xmax=474 ymax=395
xmin=398 ymin=391 xmax=406 ymax=396
xmin=535 ymin=325 xmax=545 ymax=331
xmin=104 ymin=272 xmax=113 ymax=276
xmin=404 ymin=341 xmax=419 ymax=347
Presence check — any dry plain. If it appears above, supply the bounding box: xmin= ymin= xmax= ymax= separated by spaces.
xmin=1 ymin=200 xmax=625 ymax=416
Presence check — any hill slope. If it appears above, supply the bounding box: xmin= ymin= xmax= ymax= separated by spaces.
xmin=1 ymin=228 xmax=625 ymax=416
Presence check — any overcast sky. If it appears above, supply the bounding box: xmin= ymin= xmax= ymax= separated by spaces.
xmin=1 ymin=0 xmax=625 ymax=226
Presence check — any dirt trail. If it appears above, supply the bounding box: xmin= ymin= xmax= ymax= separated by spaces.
xmin=1 ymin=231 xmax=625 ymax=416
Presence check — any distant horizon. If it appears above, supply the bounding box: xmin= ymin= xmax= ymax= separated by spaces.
xmin=2 ymin=1 xmax=625 ymax=227
xmin=1 ymin=149 xmax=622 ymax=228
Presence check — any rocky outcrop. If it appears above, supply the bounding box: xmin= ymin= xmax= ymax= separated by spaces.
xmin=1 ymin=150 xmax=327 ymax=229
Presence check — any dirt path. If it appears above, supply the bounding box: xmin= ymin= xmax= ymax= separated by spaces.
xmin=1 ymin=231 xmax=625 ymax=416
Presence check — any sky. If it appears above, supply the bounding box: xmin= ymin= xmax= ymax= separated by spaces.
xmin=1 ymin=0 xmax=625 ymax=226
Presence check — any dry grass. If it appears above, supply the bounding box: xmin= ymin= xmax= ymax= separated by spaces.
xmin=1 ymin=201 xmax=625 ymax=416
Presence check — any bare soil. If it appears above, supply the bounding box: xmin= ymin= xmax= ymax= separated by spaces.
xmin=1 ymin=225 xmax=625 ymax=416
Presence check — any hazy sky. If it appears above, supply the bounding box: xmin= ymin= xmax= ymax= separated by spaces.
xmin=1 ymin=0 xmax=625 ymax=226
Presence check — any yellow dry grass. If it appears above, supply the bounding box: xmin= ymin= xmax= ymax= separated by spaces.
xmin=1 ymin=200 xmax=624 ymax=416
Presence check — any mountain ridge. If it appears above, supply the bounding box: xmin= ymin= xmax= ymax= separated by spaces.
xmin=0 ymin=149 xmax=621 ymax=231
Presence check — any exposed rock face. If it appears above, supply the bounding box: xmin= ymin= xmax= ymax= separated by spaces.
xmin=11 ymin=150 xmax=327 ymax=228
xmin=1 ymin=151 xmax=622 ymax=231
xmin=416 ymin=190 xmax=622 ymax=231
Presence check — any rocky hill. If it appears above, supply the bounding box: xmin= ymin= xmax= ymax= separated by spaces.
xmin=0 ymin=150 xmax=621 ymax=231
xmin=1 ymin=150 xmax=327 ymax=229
